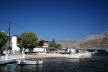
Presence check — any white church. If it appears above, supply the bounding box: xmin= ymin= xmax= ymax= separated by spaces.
xmin=10 ymin=36 xmax=20 ymax=54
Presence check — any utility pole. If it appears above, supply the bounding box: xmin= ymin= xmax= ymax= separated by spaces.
xmin=8 ymin=21 xmax=11 ymax=52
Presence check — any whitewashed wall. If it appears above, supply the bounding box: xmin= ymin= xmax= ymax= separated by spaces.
xmin=33 ymin=48 xmax=47 ymax=52
xmin=11 ymin=36 xmax=20 ymax=53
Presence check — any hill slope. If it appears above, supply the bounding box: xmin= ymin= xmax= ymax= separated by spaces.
xmin=56 ymin=30 xmax=108 ymax=49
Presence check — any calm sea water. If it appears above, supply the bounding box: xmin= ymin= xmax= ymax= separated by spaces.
xmin=0 ymin=53 xmax=108 ymax=72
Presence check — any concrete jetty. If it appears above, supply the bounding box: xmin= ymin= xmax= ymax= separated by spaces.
xmin=0 ymin=58 xmax=24 ymax=64
xmin=0 ymin=53 xmax=25 ymax=64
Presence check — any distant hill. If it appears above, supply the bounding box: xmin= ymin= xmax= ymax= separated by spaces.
xmin=56 ymin=30 xmax=108 ymax=49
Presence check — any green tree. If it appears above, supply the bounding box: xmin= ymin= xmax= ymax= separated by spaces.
xmin=52 ymin=38 xmax=55 ymax=42
xmin=38 ymin=40 xmax=44 ymax=46
xmin=49 ymin=38 xmax=61 ymax=48
xmin=19 ymin=32 xmax=38 ymax=52
xmin=0 ymin=31 xmax=7 ymax=54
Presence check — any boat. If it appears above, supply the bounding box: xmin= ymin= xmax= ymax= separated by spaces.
xmin=17 ymin=60 xmax=43 ymax=65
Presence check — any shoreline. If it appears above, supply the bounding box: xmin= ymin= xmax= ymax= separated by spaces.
xmin=25 ymin=54 xmax=65 ymax=59
xmin=0 ymin=53 xmax=92 ymax=61
xmin=25 ymin=52 xmax=92 ymax=59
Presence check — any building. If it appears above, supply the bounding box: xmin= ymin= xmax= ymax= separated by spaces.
xmin=42 ymin=40 xmax=49 ymax=48
xmin=33 ymin=40 xmax=50 ymax=53
xmin=11 ymin=36 xmax=20 ymax=53
xmin=33 ymin=48 xmax=48 ymax=53
xmin=67 ymin=48 xmax=77 ymax=53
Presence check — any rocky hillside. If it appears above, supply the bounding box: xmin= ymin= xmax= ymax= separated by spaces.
xmin=56 ymin=30 xmax=108 ymax=49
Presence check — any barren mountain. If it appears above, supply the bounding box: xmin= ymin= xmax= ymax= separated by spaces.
xmin=56 ymin=30 xmax=108 ymax=49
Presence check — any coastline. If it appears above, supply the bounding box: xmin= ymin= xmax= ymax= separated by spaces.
xmin=0 ymin=52 xmax=92 ymax=61
xmin=25 ymin=52 xmax=92 ymax=59
xmin=25 ymin=53 xmax=65 ymax=59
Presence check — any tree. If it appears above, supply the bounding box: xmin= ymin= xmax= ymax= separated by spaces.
xmin=19 ymin=32 xmax=38 ymax=52
xmin=52 ymin=38 xmax=55 ymax=42
xmin=38 ymin=40 xmax=44 ymax=46
xmin=0 ymin=31 xmax=7 ymax=54
xmin=49 ymin=38 xmax=61 ymax=48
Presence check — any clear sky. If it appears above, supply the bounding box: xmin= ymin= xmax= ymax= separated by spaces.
xmin=0 ymin=0 xmax=108 ymax=40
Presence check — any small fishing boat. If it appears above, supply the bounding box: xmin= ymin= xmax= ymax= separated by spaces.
xmin=17 ymin=60 xmax=43 ymax=65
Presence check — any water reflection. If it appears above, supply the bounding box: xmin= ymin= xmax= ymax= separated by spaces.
xmin=19 ymin=65 xmax=43 ymax=72
xmin=0 ymin=64 xmax=43 ymax=72
xmin=0 ymin=64 xmax=18 ymax=72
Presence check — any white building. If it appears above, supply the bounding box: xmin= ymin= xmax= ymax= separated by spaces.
xmin=33 ymin=40 xmax=50 ymax=53
xmin=42 ymin=40 xmax=49 ymax=48
xmin=67 ymin=48 xmax=76 ymax=54
xmin=11 ymin=36 xmax=20 ymax=53
xmin=58 ymin=48 xmax=67 ymax=53
xmin=33 ymin=48 xmax=48 ymax=53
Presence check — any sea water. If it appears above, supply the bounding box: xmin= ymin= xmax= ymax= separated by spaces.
xmin=0 ymin=52 xmax=108 ymax=72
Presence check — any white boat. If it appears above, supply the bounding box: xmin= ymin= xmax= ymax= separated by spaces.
xmin=17 ymin=60 xmax=43 ymax=65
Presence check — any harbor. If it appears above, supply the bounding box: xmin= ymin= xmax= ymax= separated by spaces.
xmin=0 ymin=31 xmax=93 ymax=65
xmin=0 ymin=0 xmax=108 ymax=72
xmin=0 ymin=53 xmax=108 ymax=72
xmin=0 ymin=52 xmax=92 ymax=65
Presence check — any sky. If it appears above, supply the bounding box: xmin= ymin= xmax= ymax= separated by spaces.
xmin=0 ymin=0 xmax=108 ymax=40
